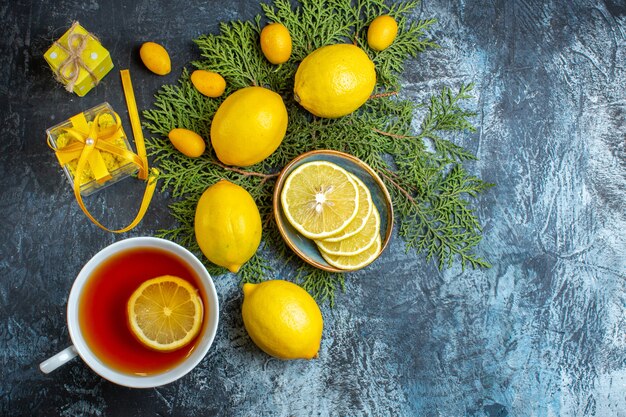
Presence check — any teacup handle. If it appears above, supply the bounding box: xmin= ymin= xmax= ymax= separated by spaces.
xmin=39 ymin=345 xmax=78 ymax=374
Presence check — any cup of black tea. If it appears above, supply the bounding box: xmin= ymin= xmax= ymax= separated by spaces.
xmin=39 ymin=237 xmax=219 ymax=388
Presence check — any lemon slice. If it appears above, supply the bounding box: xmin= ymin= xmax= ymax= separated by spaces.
xmin=281 ymin=161 xmax=359 ymax=239
xmin=316 ymin=205 xmax=380 ymax=256
xmin=322 ymin=173 xmax=373 ymax=242
xmin=127 ymin=275 xmax=203 ymax=352
xmin=320 ymin=234 xmax=382 ymax=271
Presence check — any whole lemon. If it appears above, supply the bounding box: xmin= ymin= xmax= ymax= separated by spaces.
xmin=367 ymin=15 xmax=399 ymax=51
xmin=294 ymin=44 xmax=376 ymax=118
xmin=242 ymin=280 xmax=323 ymax=360
xmin=210 ymin=86 xmax=288 ymax=166
xmin=260 ymin=23 xmax=292 ymax=65
xmin=194 ymin=180 xmax=262 ymax=273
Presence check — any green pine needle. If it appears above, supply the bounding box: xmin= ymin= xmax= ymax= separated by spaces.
xmin=142 ymin=0 xmax=492 ymax=305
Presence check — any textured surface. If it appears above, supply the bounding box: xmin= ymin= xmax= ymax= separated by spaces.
xmin=1 ymin=0 xmax=625 ymax=416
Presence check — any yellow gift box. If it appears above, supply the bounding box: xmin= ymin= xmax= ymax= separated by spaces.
xmin=46 ymin=102 xmax=138 ymax=196
xmin=45 ymin=70 xmax=159 ymax=233
xmin=44 ymin=22 xmax=113 ymax=96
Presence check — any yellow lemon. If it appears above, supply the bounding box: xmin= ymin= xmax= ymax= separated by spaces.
xmin=260 ymin=23 xmax=292 ymax=64
xmin=210 ymin=86 xmax=288 ymax=166
xmin=294 ymin=44 xmax=376 ymax=118
xmin=168 ymin=128 xmax=206 ymax=158
xmin=367 ymin=15 xmax=399 ymax=51
xmin=194 ymin=180 xmax=262 ymax=273
xmin=191 ymin=70 xmax=226 ymax=97
xmin=139 ymin=42 xmax=171 ymax=75
xmin=242 ymin=280 xmax=323 ymax=360
xmin=127 ymin=275 xmax=203 ymax=352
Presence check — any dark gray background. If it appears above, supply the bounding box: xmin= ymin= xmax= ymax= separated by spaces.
xmin=1 ymin=0 xmax=625 ymax=416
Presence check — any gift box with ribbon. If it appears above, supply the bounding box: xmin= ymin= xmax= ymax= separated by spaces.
xmin=44 ymin=22 xmax=113 ymax=96
xmin=46 ymin=70 xmax=159 ymax=234
xmin=47 ymin=102 xmax=138 ymax=196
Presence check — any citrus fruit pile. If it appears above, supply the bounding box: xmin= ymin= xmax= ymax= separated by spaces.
xmin=141 ymin=13 xmax=403 ymax=361
xmin=127 ymin=275 xmax=204 ymax=351
xmin=280 ymin=161 xmax=382 ymax=271
xmin=148 ymin=17 xmax=396 ymax=275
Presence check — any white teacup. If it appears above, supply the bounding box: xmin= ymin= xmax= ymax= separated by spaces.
xmin=39 ymin=237 xmax=219 ymax=388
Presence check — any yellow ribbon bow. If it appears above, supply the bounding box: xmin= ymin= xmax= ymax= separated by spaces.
xmin=53 ymin=112 xmax=143 ymax=184
xmin=53 ymin=21 xmax=99 ymax=93
xmin=49 ymin=69 xmax=158 ymax=233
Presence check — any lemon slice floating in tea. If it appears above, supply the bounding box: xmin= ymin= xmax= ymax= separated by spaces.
xmin=316 ymin=205 xmax=380 ymax=256
xmin=320 ymin=234 xmax=382 ymax=271
xmin=281 ymin=161 xmax=359 ymax=239
xmin=127 ymin=275 xmax=203 ymax=352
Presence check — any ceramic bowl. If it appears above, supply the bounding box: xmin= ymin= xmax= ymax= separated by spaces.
xmin=273 ymin=150 xmax=394 ymax=273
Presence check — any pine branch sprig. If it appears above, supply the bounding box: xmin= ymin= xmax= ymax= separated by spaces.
xmin=294 ymin=266 xmax=346 ymax=307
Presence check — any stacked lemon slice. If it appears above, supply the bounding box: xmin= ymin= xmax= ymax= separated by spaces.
xmin=281 ymin=161 xmax=382 ymax=271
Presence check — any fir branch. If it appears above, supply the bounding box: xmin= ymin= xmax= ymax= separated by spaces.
xmin=378 ymin=168 xmax=417 ymax=204
xmin=211 ymin=160 xmax=280 ymax=183
xmin=367 ymin=17 xmax=439 ymax=87
xmin=294 ymin=266 xmax=345 ymax=307
xmin=419 ymin=83 xmax=479 ymax=162
xmin=370 ymin=91 xmax=398 ymax=99
xmin=237 ymin=252 xmax=274 ymax=284
xmin=194 ymin=19 xmax=271 ymax=89
xmin=156 ymin=198 xmax=201 ymax=253
xmin=262 ymin=0 xmax=360 ymax=59
xmin=371 ymin=127 xmax=415 ymax=139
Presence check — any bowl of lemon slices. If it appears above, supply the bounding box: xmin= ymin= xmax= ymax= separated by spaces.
xmin=273 ymin=150 xmax=394 ymax=272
